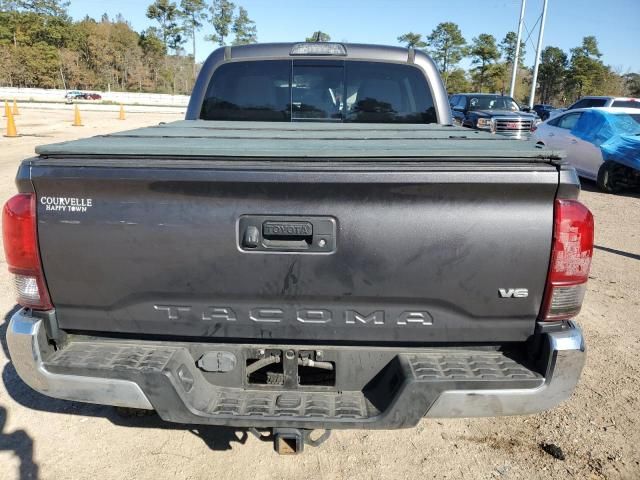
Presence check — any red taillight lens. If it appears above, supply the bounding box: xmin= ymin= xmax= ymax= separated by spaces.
xmin=540 ymin=199 xmax=594 ymax=321
xmin=2 ymin=193 xmax=53 ymax=310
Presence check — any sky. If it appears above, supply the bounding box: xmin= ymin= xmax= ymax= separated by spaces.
xmin=68 ymin=0 xmax=640 ymax=73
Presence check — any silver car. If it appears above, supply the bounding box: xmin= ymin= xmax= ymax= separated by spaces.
xmin=534 ymin=107 xmax=640 ymax=192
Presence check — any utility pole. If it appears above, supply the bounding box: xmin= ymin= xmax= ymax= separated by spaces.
xmin=509 ymin=0 xmax=526 ymax=98
xmin=529 ymin=0 xmax=549 ymax=109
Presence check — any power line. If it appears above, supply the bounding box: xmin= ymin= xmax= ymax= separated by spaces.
xmin=522 ymin=15 xmax=541 ymax=52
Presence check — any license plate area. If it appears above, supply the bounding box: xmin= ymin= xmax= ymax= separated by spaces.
xmin=245 ymin=348 xmax=336 ymax=387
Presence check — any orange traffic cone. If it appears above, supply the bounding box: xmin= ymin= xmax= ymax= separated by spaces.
xmin=119 ymin=104 xmax=126 ymax=120
xmin=12 ymin=99 xmax=19 ymax=115
xmin=72 ymin=104 xmax=83 ymax=126
xmin=4 ymin=108 xmax=18 ymax=137
xmin=3 ymin=100 xmax=9 ymax=117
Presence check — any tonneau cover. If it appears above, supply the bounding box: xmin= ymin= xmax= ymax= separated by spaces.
xmin=35 ymin=120 xmax=561 ymax=160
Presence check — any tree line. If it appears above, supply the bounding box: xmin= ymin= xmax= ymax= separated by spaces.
xmin=1 ymin=2 xmax=638 ymax=104
xmin=0 ymin=0 xmax=257 ymax=94
xmin=396 ymin=24 xmax=639 ymax=105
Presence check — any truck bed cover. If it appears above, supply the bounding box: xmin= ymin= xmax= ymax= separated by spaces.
xmin=35 ymin=120 xmax=561 ymax=161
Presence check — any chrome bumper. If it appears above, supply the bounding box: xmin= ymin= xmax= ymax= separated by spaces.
xmin=426 ymin=324 xmax=585 ymax=417
xmin=6 ymin=309 xmax=152 ymax=409
xmin=6 ymin=308 xmax=585 ymax=420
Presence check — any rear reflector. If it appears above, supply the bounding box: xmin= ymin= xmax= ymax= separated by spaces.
xmin=2 ymin=193 xmax=53 ymax=310
xmin=540 ymin=199 xmax=594 ymax=321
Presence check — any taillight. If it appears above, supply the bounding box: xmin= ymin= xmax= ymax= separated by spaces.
xmin=531 ymin=119 xmax=541 ymax=132
xmin=540 ymin=199 xmax=594 ymax=321
xmin=2 ymin=193 xmax=53 ymax=310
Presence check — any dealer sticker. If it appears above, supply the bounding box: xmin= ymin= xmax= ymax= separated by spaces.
xmin=40 ymin=196 xmax=93 ymax=213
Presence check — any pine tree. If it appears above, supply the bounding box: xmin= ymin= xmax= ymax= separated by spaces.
xmin=426 ymin=22 xmax=467 ymax=88
xmin=207 ymin=0 xmax=235 ymax=46
xmin=469 ymin=34 xmax=500 ymax=92
xmin=397 ymin=32 xmax=426 ymax=49
xmin=146 ymin=0 xmax=183 ymax=54
xmin=180 ymin=0 xmax=207 ymax=76
xmin=305 ymin=31 xmax=330 ymax=42
xmin=231 ymin=6 xmax=256 ymax=45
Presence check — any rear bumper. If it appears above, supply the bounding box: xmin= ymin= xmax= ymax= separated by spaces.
xmin=7 ymin=309 xmax=585 ymax=429
xmin=6 ymin=311 xmax=152 ymax=410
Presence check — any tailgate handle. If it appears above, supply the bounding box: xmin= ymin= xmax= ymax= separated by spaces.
xmin=238 ymin=216 xmax=335 ymax=253
xmin=262 ymin=221 xmax=313 ymax=248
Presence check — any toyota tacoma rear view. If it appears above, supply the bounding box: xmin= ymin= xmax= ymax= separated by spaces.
xmin=4 ymin=43 xmax=593 ymax=454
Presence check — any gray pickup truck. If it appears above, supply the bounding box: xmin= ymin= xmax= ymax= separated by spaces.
xmin=5 ymin=43 xmax=594 ymax=454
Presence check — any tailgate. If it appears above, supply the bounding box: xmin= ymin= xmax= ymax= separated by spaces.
xmin=32 ymin=161 xmax=557 ymax=343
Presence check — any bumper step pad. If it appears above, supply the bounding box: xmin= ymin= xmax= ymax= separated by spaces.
xmin=44 ymin=340 xmax=543 ymax=429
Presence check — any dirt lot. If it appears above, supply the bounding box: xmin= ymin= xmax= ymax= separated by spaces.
xmin=0 ymin=107 xmax=638 ymax=480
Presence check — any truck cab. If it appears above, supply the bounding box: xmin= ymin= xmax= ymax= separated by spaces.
xmin=449 ymin=93 xmax=539 ymax=138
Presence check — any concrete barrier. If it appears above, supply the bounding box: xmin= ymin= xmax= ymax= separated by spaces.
xmin=11 ymin=102 xmax=186 ymax=114
xmin=0 ymin=87 xmax=190 ymax=107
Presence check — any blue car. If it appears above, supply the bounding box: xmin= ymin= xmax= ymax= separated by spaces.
xmin=534 ymin=107 xmax=640 ymax=192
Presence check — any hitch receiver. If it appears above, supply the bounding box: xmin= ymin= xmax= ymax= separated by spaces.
xmin=269 ymin=428 xmax=332 ymax=455
xmin=274 ymin=428 xmax=304 ymax=455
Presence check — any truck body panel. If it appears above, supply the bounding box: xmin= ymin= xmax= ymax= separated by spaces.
xmin=32 ymin=122 xmax=559 ymax=344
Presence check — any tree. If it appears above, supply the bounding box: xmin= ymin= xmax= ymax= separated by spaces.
xmin=426 ymin=22 xmax=466 ymax=88
xmin=231 ymin=6 xmax=256 ymax=45
xmin=500 ymin=31 xmax=525 ymax=68
xmin=1 ymin=0 xmax=70 ymax=47
xmin=397 ymin=32 xmax=426 ymax=49
xmin=0 ymin=8 xmax=197 ymax=94
xmin=6 ymin=0 xmax=69 ymax=17
xmin=180 ymin=0 xmax=206 ymax=77
xmin=574 ymin=35 xmax=601 ymax=58
xmin=538 ymin=46 xmax=567 ymax=104
xmin=469 ymin=33 xmax=500 ymax=92
xmin=446 ymin=68 xmax=470 ymax=94
xmin=305 ymin=31 xmax=330 ymax=42
xmin=499 ymin=32 xmax=526 ymax=96
xmin=624 ymin=73 xmax=640 ymax=97
xmin=146 ymin=0 xmax=183 ymax=53
xmin=566 ymin=36 xmax=606 ymax=99
xmin=207 ymin=0 xmax=235 ymax=46
xmin=486 ymin=62 xmax=508 ymax=94
xmin=139 ymin=27 xmax=166 ymax=88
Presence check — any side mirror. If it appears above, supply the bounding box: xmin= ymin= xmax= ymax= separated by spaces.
xmin=521 ymin=106 xmax=531 ymax=112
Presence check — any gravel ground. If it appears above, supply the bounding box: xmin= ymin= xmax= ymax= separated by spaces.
xmin=0 ymin=108 xmax=638 ymax=480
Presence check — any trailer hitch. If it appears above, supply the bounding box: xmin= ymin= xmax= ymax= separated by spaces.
xmin=249 ymin=428 xmax=332 ymax=455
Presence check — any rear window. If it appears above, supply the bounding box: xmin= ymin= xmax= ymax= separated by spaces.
xmin=611 ymin=100 xmax=640 ymax=108
xmin=200 ymin=60 xmax=437 ymax=123
xmin=570 ymin=98 xmax=607 ymax=109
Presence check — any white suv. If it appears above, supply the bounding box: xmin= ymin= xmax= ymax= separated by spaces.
xmin=567 ymin=96 xmax=640 ymax=109
xmin=548 ymin=96 xmax=639 ymax=118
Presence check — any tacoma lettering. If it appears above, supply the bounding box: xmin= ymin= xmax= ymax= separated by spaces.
xmin=155 ymin=305 xmax=433 ymax=326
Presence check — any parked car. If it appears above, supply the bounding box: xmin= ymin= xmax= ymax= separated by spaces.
xmin=64 ymin=91 xmax=102 ymax=103
xmin=548 ymin=96 xmax=640 ymax=119
xmin=64 ymin=90 xmax=84 ymax=103
xmin=5 ymin=42 xmax=592 ymax=455
xmin=534 ymin=107 xmax=640 ymax=192
xmin=449 ymin=93 xmax=539 ymax=138
xmin=568 ymin=96 xmax=640 ymax=110
xmin=532 ymin=104 xmax=555 ymax=121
